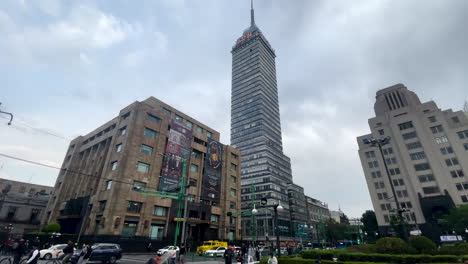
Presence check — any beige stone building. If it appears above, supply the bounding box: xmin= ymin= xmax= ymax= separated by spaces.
xmin=0 ymin=179 xmax=53 ymax=237
xmin=357 ymin=84 xmax=468 ymax=240
xmin=43 ymin=97 xmax=241 ymax=242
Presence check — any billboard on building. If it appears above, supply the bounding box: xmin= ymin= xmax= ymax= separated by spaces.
xmin=202 ymin=139 xmax=223 ymax=202
xmin=158 ymin=121 xmax=192 ymax=191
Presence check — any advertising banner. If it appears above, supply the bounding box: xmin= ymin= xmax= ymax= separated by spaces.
xmin=202 ymin=138 xmax=223 ymax=202
xmin=158 ymin=120 xmax=192 ymax=191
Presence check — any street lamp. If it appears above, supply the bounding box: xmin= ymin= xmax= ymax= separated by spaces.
xmin=252 ymin=204 xmax=258 ymax=215
xmin=364 ymin=137 xmax=408 ymax=241
xmin=274 ymin=201 xmax=283 ymax=256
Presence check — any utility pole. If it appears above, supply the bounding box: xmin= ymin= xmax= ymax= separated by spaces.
xmin=251 ymin=184 xmax=257 ymax=246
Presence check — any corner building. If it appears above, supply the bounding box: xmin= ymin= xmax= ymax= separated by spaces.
xmin=357 ymin=84 xmax=468 ymax=241
xmin=44 ymin=97 xmax=241 ymax=243
xmin=231 ymin=5 xmax=297 ymax=241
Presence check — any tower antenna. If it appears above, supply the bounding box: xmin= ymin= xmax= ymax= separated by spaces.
xmin=250 ymin=0 xmax=255 ymax=26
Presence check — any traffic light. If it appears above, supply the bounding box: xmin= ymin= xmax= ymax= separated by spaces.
xmin=261 ymin=198 xmax=268 ymax=205
xmin=357 ymin=239 xmax=361 ymax=244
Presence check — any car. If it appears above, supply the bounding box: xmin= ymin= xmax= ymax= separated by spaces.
xmin=89 ymin=243 xmax=122 ymax=264
xmin=40 ymin=244 xmax=67 ymax=260
xmin=204 ymin=246 xmax=227 ymax=257
xmin=157 ymin=246 xmax=179 ymax=256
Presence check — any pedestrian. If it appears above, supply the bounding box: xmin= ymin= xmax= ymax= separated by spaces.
xmin=12 ymin=239 xmax=26 ymax=264
xmin=241 ymin=244 xmax=247 ymax=264
xmin=223 ymin=245 xmax=233 ymax=264
xmin=26 ymin=245 xmax=40 ymax=264
xmin=178 ymin=243 xmax=186 ymax=264
xmin=255 ymin=245 xmax=260 ymax=261
xmin=267 ymin=253 xmax=277 ymax=264
xmin=78 ymin=243 xmax=92 ymax=264
xmin=147 ymin=242 xmax=152 ymax=253
xmin=247 ymin=244 xmax=254 ymax=263
xmin=60 ymin=240 xmax=74 ymax=264
xmin=167 ymin=246 xmax=177 ymax=264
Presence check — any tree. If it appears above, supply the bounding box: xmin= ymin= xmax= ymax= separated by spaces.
xmin=324 ymin=218 xmax=351 ymax=243
xmin=361 ymin=210 xmax=378 ymax=243
xmin=390 ymin=214 xmax=409 ymax=241
xmin=443 ymin=205 xmax=468 ymax=235
xmin=408 ymin=236 xmax=436 ymax=254
xmin=43 ymin=222 xmax=61 ymax=233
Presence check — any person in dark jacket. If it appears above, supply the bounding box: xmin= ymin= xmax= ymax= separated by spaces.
xmin=26 ymin=245 xmax=40 ymax=264
xmin=13 ymin=239 xmax=26 ymax=264
xmin=223 ymin=246 xmax=233 ymax=264
xmin=61 ymin=241 xmax=74 ymax=264
xmin=240 ymin=244 xmax=247 ymax=264
xmin=178 ymin=243 xmax=186 ymax=264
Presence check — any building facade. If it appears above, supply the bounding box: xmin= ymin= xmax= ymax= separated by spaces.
xmin=43 ymin=97 xmax=241 ymax=242
xmin=357 ymin=83 xmax=468 ymax=240
xmin=305 ymin=196 xmax=330 ymax=242
xmin=231 ymin=2 xmax=301 ymax=242
xmin=0 ymin=179 xmax=52 ymax=237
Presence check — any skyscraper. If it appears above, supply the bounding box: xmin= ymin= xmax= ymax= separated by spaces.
xmin=357 ymin=84 xmax=468 ymax=241
xmin=231 ymin=2 xmax=297 ymax=240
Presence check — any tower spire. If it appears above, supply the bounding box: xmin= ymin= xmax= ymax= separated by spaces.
xmin=250 ymin=0 xmax=255 ymax=26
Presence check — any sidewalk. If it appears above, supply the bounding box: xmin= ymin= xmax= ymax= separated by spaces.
xmin=120 ymin=254 xmax=259 ymax=264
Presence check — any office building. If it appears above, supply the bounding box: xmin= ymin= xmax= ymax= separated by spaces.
xmin=231 ymin=2 xmax=301 ymax=241
xmin=43 ymin=97 xmax=241 ymax=242
xmin=357 ymin=83 xmax=468 ymax=240
xmin=0 ymin=179 xmax=52 ymax=237
xmin=305 ymin=196 xmax=330 ymax=242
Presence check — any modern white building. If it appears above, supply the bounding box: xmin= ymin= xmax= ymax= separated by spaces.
xmin=357 ymin=84 xmax=468 ymax=241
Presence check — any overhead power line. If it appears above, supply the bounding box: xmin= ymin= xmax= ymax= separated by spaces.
xmin=0 ymin=115 xmax=70 ymax=141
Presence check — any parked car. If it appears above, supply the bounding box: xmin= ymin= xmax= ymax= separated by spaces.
xmin=40 ymin=244 xmax=67 ymax=260
xmin=88 ymin=243 xmax=122 ymax=263
xmin=157 ymin=246 xmax=179 ymax=256
xmin=204 ymin=246 xmax=227 ymax=257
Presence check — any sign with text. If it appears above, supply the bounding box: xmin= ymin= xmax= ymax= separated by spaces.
xmin=201 ymin=139 xmax=223 ymax=202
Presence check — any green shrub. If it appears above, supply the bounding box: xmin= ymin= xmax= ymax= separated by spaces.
xmin=408 ymin=236 xmax=436 ymax=254
xmin=375 ymin=238 xmax=410 ymax=254
xmin=347 ymin=245 xmax=378 ymax=254
xmin=42 ymin=222 xmax=61 ymax=233
xmin=276 ymin=256 xmax=460 ymax=264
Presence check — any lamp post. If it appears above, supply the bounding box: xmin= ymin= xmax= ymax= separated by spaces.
xmin=363 ymin=137 xmax=408 ymax=241
xmin=252 ymin=204 xmax=258 ymax=246
xmin=273 ymin=201 xmax=284 ymax=256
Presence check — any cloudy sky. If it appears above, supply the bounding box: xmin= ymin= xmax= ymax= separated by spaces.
xmin=1 ymin=0 xmax=467 ymax=217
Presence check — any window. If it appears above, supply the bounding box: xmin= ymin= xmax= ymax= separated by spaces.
xmin=111 ymin=161 xmax=118 ymax=171
xmin=132 ymin=181 xmax=146 ymax=191
xmin=365 ymin=151 xmax=376 ymax=158
xmin=196 ymin=126 xmax=203 ymax=134
xmin=6 ymin=206 xmax=17 ymax=220
xmin=392 ymin=179 xmax=405 ymax=186
xmin=207 ymin=131 xmax=213 ymax=138
xmin=402 ymin=131 xmax=417 ymax=140
xmin=430 ymin=125 xmax=444 ymax=134
xmin=174 ymin=114 xmax=183 ymax=123
xmin=384 ymin=215 xmax=390 ymax=223
xmin=230 ymin=202 xmax=236 ymax=209
xmin=210 ymin=215 xmax=219 ymax=223
xmin=423 ymin=186 xmax=440 ymax=194
xmin=121 ymin=112 xmax=131 ymax=120
xmin=380 ymin=204 xmax=391 ymax=211
xmin=428 ymin=116 xmax=437 ymax=123
xmin=451 ymin=170 xmax=465 ymax=178
xmin=452 ymin=116 xmax=460 ymax=124
xmin=368 ymin=161 xmax=379 ymax=168
xmin=398 ymin=121 xmax=414 ymax=130
xmin=147 ymin=113 xmax=161 ymax=123
xmin=445 ymin=158 xmax=459 ymax=166
xmin=455 ymin=183 xmax=468 ymax=191
xmin=186 ymin=120 xmax=193 ymax=128
xmin=374 ymin=182 xmax=385 ymax=189
xmin=231 ymin=153 xmax=238 ymax=159
xmin=144 ymin=127 xmax=157 ymax=139
xmin=377 ymin=193 xmax=383 ymax=200
xmin=99 ymin=200 xmax=107 ymax=211
xmin=389 ymin=168 xmax=401 ymax=176
xmin=153 ymin=206 xmax=167 ymax=216
xmin=409 ymin=151 xmax=426 ymax=160
xmin=440 ymin=146 xmax=454 ymax=155
xmin=190 ymin=164 xmax=199 ymax=173
xmin=230 ymin=188 xmax=237 ymax=197
xmin=230 ymin=216 xmax=237 ymax=225
xmin=464 ymin=144 xmax=468 ymax=151
xmin=106 ymin=180 xmax=113 ymax=190
xmin=231 ymin=163 xmax=237 ymax=171
xmin=115 ymin=144 xmax=122 ymax=153
xmin=140 ymin=144 xmax=153 ymax=155
xmin=435 ymin=136 xmax=449 ymax=144
xmin=414 ymin=163 xmax=431 ymax=171
xmin=406 ymin=141 xmax=422 ymax=150
xmin=397 ymin=190 xmax=409 ymax=198
xmin=230 ymin=176 xmax=237 ymax=183
xmin=371 ymin=171 xmax=382 ymax=179
xmin=162 ymin=108 xmax=171 ymax=115
xmin=400 ymin=202 xmax=412 ymax=209
xmin=136 ymin=162 xmax=150 ymax=173
xmin=457 ymin=130 xmax=468 ymax=139
xmin=192 ymin=150 xmax=202 ymax=158
xmin=127 ymin=201 xmax=143 ymax=213
xmin=120 ymin=126 xmax=127 ymax=136
xmin=461 ymin=195 xmax=468 ymax=203
xmin=378 ymin=129 xmax=385 ymax=135
xmin=418 ymin=174 xmax=435 ymax=182
xmin=385 ymin=157 xmax=397 ymax=164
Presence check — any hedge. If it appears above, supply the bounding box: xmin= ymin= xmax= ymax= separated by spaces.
xmin=260 ymin=257 xmax=464 ymax=264
xmin=300 ymin=250 xmax=461 ymax=263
